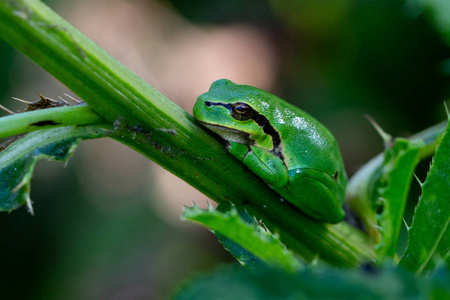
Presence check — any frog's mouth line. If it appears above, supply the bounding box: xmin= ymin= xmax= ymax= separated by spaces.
xmin=198 ymin=121 xmax=253 ymax=145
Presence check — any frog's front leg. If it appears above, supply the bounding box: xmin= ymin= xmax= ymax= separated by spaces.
xmin=272 ymin=168 xmax=345 ymax=224
xmin=226 ymin=141 xmax=288 ymax=187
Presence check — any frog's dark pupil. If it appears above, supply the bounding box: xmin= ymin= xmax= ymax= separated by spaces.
xmin=204 ymin=101 xmax=212 ymax=107
xmin=231 ymin=103 xmax=253 ymax=120
xmin=235 ymin=104 xmax=247 ymax=111
xmin=233 ymin=103 xmax=250 ymax=114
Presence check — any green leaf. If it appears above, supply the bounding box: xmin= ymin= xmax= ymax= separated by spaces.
xmin=375 ymin=138 xmax=424 ymax=261
xmin=171 ymin=264 xmax=441 ymax=300
xmin=399 ymin=119 xmax=450 ymax=274
xmin=346 ymin=119 xmax=427 ymax=262
xmin=182 ymin=204 xmax=302 ymax=272
xmin=0 ymin=126 xmax=109 ymax=212
xmin=214 ymin=203 xmax=267 ymax=271
xmin=347 ymin=122 xmax=445 ymax=248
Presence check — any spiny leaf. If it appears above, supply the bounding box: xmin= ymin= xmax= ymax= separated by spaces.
xmin=375 ymin=138 xmax=424 ymax=261
xmin=346 ymin=121 xmax=446 ymax=246
xmin=182 ymin=204 xmax=302 ymax=272
xmin=0 ymin=126 xmax=109 ymax=212
xmin=213 ymin=203 xmax=267 ymax=271
xmin=400 ymin=120 xmax=450 ymax=274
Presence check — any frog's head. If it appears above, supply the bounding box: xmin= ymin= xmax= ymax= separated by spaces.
xmin=193 ymin=79 xmax=274 ymax=145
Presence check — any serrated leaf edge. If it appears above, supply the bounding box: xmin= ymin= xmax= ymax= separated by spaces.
xmin=182 ymin=204 xmax=302 ymax=272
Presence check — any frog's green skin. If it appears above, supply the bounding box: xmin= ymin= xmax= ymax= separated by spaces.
xmin=193 ymin=79 xmax=347 ymax=224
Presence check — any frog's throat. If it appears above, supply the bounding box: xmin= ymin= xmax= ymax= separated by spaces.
xmin=199 ymin=101 xmax=284 ymax=160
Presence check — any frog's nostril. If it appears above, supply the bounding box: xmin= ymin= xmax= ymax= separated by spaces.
xmin=204 ymin=101 xmax=212 ymax=107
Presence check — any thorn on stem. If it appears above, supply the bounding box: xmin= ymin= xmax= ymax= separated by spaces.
xmin=0 ymin=103 xmax=15 ymax=115
xmin=11 ymin=96 xmax=31 ymax=104
xmin=402 ymin=218 xmax=410 ymax=231
xmin=365 ymin=114 xmax=393 ymax=148
xmin=444 ymin=101 xmax=450 ymax=120
xmin=63 ymin=93 xmax=83 ymax=104
xmin=26 ymin=195 xmax=34 ymax=216
xmin=413 ymin=173 xmax=423 ymax=186
xmin=57 ymin=96 xmax=71 ymax=106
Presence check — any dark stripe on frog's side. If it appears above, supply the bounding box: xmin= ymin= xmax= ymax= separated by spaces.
xmin=204 ymin=102 xmax=284 ymax=160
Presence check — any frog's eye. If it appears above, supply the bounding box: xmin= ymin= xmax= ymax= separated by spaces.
xmin=230 ymin=102 xmax=255 ymax=121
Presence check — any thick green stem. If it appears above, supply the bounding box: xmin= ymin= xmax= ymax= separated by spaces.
xmin=0 ymin=0 xmax=374 ymax=266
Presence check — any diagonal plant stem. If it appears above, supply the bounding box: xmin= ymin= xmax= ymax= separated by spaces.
xmin=0 ymin=0 xmax=375 ymax=266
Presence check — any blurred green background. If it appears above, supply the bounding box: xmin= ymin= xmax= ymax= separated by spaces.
xmin=1 ymin=0 xmax=450 ymax=299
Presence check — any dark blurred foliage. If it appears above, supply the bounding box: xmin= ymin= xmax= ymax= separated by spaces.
xmin=0 ymin=40 xmax=14 ymax=101
xmin=164 ymin=0 xmax=275 ymax=25
xmin=2 ymin=0 xmax=450 ymax=299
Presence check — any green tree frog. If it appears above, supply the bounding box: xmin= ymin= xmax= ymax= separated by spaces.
xmin=193 ymin=79 xmax=347 ymax=224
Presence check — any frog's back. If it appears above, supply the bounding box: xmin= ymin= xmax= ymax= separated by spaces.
xmin=277 ymin=102 xmax=342 ymax=172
